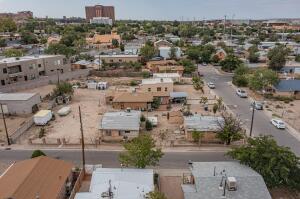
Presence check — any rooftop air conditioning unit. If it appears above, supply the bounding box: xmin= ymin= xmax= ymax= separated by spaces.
xmin=227 ymin=177 xmax=237 ymax=191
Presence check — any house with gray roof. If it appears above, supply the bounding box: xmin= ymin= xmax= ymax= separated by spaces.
xmin=182 ymin=162 xmax=271 ymax=199
xmin=274 ymin=80 xmax=300 ymax=99
xmin=184 ymin=115 xmax=223 ymax=143
xmin=99 ymin=110 xmax=141 ymax=141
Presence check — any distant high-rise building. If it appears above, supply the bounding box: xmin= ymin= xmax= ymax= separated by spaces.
xmin=85 ymin=5 xmax=115 ymax=22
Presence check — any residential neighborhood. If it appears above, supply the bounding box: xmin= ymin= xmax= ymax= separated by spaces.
xmin=0 ymin=1 xmax=300 ymax=199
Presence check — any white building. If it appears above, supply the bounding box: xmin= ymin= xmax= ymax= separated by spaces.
xmin=159 ymin=47 xmax=181 ymax=59
xmin=74 ymin=168 xmax=154 ymax=199
xmin=90 ymin=17 xmax=113 ymax=25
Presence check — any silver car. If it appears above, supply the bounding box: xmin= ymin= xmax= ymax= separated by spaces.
xmin=236 ymin=89 xmax=248 ymax=98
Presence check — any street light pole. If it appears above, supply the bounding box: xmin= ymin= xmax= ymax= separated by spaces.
xmin=0 ymin=104 xmax=10 ymax=145
xmin=250 ymin=107 xmax=255 ymax=137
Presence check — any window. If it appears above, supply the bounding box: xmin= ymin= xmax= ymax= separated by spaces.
xmin=3 ymin=68 xmax=7 ymax=74
xmin=165 ymin=87 xmax=168 ymax=92
xmin=110 ymin=59 xmax=114 ymax=63
xmin=148 ymin=88 xmax=151 ymax=92
xmin=125 ymin=131 xmax=130 ymax=134
xmin=1 ymin=80 xmax=5 ymax=85
xmin=106 ymin=130 xmax=112 ymax=136
xmin=157 ymin=87 xmax=161 ymax=92
xmin=38 ymin=64 xmax=42 ymax=68
xmin=119 ymin=59 xmax=122 ymax=62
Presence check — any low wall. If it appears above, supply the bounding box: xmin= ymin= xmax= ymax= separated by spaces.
xmin=0 ymin=69 xmax=90 ymax=92
xmin=10 ymin=118 xmax=34 ymax=143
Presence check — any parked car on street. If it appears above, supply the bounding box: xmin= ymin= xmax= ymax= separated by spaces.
xmin=251 ymin=101 xmax=263 ymax=110
xmin=236 ymin=89 xmax=248 ymax=98
xmin=207 ymin=82 xmax=215 ymax=89
xmin=271 ymin=119 xmax=286 ymax=129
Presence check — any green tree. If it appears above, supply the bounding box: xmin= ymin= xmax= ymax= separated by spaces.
xmin=232 ymin=65 xmax=249 ymax=87
xmin=145 ymin=191 xmax=167 ymax=199
xmin=248 ymin=45 xmax=259 ymax=63
xmin=192 ymin=130 xmax=204 ymax=145
xmin=119 ymin=134 xmax=164 ymax=168
xmin=295 ymin=55 xmax=300 ymax=63
xmin=45 ymin=43 xmax=76 ymax=58
xmin=31 ymin=150 xmax=46 ymax=158
xmin=0 ymin=39 xmax=7 ymax=47
xmin=20 ymin=31 xmax=38 ymax=44
xmin=4 ymin=49 xmax=23 ymax=57
xmin=53 ymin=82 xmax=74 ymax=96
xmin=213 ymin=103 xmax=218 ymax=115
xmin=227 ymin=136 xmax=300 ymax=189
xmin=216 ymin=113 xmax=243 ymax=145
xmin=140 ymin=44 xmax=156 ymax=61
xmin=179 ymin=59 xmax=196 ymax=74
xmin=249 ymin=68 xmax=279 ymax=91
xmin=192 ymin=76 xmax=204 ymax=93
xmin=169 ymin=46 xmax=177 ymax=60
xmin=268 ymin=45 xmax=290 ymax=71
xmin=145 ymin=120 xmax=153 ymax=131
xmin=152 ymin=97 xmax=161 ymax=109
xmin=0 ymin=18 xmax=17 ymax=32
xmin=220 ymin=54 xmax=242 ymax=72
xmin=112 ymin=39 xmax=119 ymax=48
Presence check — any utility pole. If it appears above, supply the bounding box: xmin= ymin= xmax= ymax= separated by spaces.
xmin=0 ymin=104 xmax=10 ymax=145
xmin=250 ymin=107 xmax=255 ymax=137
xmin=79 ymin=106 xmax=86 ymax=172
xmin=57 ymin=69 xmax=60 ymax=84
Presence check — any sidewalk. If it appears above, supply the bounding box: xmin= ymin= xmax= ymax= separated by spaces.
xmin=1 ymin=143 xmax=231 ymax=153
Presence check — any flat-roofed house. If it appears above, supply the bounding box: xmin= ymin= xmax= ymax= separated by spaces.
xmin=0 ymin=156 xmax=74 ymax=199
xmin=274 ymin=79 xmax=300 ymax=99
xmin=146 ymin=60 xmax=184 ymax=75
xmin=0 ymin=93 xmax=41 ymax=115
xmin=181 ymin=162 xmax=271 ymax=199
xmin=100 ymin=54 xmax=141 ymax=64
xmin=153 ymin=73 xmax=181 ymax=82
xmin=112 ymin=92 xmax=153 ymax=110
xmin=184 ymin=115 xmax=224 ymax=143
xmin=74 ymin=168 xmax=154 ymax=199
xmin=99 ymin=110 xmax=141 ymax=141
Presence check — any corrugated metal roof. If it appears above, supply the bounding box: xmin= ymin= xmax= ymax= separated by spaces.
xmin=99 ymin=111 xmax=141 ymax=131
xmin=275 ymin=80 xmax=300 ymax=92
xmin=0 ymin=93 xmax=38 ymax=101
xmin=184 ymin=115 xmax=223 ymax=132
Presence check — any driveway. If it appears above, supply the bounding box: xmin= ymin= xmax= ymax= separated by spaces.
xmin=199 ymin=65 xmax=300 ymax=156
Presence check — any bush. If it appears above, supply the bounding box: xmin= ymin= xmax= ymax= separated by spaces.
xmin=130 ymin=80 xmax=138 ymax=86
xmin=142 ymin=71 xmax=151 ymax=78
xmin=31 ymin=150 xmax=46 ymax=158
xmin=39 ymin=128 xmax=45 ymax=138
xmin=145 ymin=120 xmax=153 ymax=131
xmin=140 ymin=114 xmax=146 ymax=122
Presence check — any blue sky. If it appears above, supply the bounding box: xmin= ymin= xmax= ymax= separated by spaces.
xmin=0 ymin=0 xmax=299 ymax=20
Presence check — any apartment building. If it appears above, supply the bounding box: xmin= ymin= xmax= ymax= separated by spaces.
xmin=85 ymin=5 xmax=115 ymax=22
xmin=0 ymin=55 xmax=71 ymax=86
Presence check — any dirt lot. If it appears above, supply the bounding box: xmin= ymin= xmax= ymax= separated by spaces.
xmin=0 ymin=116 xmax=29 ymax=143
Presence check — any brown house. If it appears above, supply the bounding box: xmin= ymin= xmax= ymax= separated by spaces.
xmin=146 ymin=60 xmax=184 ymax=75
xmin=0 ymin=156 xmax=74 ymax=199
xmin=112 ymin=92 xmax=153 ymax=110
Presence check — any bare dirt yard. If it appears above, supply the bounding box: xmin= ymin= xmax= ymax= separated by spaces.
xmin=0 ymin=116 xmax=29 ymax=143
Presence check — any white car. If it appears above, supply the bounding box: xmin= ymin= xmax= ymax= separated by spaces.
xmin=236 ymin=89 xmax=248 ymax=98
xmin=207 ymin=82 xmax=215 ymax=89
xmin=271 ymin=119 xmax=286 ymax=129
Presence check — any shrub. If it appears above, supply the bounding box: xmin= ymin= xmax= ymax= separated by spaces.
xmin=140 ymin=114 xmax=146 ymax=122
xmin=38 ymin=128 xmax=45 ymax=138
xmin=130 ymin=80 xmax=138 ymax=86
xmin=31 ymin=150 xmax=46 ymax=158
xmin=145 ymin=120 xmax=153 ymax=131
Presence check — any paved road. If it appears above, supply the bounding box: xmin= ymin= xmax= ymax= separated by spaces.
xmin=199 ymin=65 xmax=300 ymax=156
xmin=0 ymin=149 xmax=230 ymax=169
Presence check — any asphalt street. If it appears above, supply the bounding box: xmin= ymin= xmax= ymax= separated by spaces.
xmin=199 ymin=65 xmax=300 ymax=156
xmin=0 ymin=149 xmax=230 ymax=169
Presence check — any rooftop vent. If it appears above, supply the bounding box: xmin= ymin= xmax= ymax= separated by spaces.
xmin=226 ymin=177 xmax=237 ymax=191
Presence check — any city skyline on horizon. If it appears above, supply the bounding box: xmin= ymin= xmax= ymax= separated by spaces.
xmin=0 ymin=0 xmax=300 ymax=20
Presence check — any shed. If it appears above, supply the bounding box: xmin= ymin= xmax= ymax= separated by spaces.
xmin=274 ymin=80 xmax=300 ymax=99
xmin=0 ymin=93 xmax=41 ymax=115
xmin=170 ymin=92 xmax=188 ymax=103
